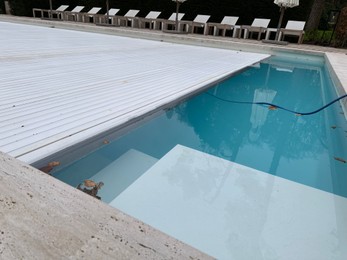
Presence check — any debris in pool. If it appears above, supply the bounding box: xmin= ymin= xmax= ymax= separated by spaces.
xmin=103 ymin=140 xmax=109 ymax=144
xmin=331 ymin=125 xmax=337 ymax=129
xmin=295 ymin=113 xmax=302 ymax=116
xmin=83 ymin=179 xmax=97 ymax=187
xmin=268 ymin=105 xmax=278 ymax=110
xmin=334 ymin=157 xmax=346 ymax=163
xmin=39 ymin=161 xmax=60 ymax=174
xmin=77 ymin=180 xmax=104 ymax=200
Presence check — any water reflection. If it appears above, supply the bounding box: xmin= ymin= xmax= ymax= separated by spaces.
xmin=54 ymin=59 xmax=347 ymax=198
xmin=171 ymin=62 xmax=347 ymax=196
xmin=249 ymin=88 xmax=277 ymax=142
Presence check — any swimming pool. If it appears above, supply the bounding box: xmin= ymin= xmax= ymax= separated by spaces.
xmin=53 ymin=53 xmax=347 ymax=259
xmin=54 ymin=53 xmax=347 ymax=198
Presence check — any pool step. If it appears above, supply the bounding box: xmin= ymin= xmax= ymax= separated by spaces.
xmin=88 ymin=149 xmax=158 ymax=203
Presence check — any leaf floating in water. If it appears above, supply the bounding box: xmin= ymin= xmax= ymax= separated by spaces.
xmin=83 ymin=179 xmax=97 ymax=187
xmin=48 ymin=161 xmax=60 ymax=167
xmin=39 ymin=161 xmax=60 ymax=174
xmin=295 ymin=113 xmax=302 ymax=116
xmin=334 ymin=157 xmax=347 ymax=163
xmin=39 ymin=166 xmax=53 ymax=174
xmin=331 ymin=126 xmax=337 ymax=129
xmin=268 ymin=105 xmax=277 ymax=110
xmin=77 ymin=180 xmax=104 ymax=200
xmin=103 ymin=140 xmax=109 ymax=144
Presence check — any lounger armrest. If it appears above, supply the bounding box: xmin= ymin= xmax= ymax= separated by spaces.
xmin=163 ymin=20 xmax=178 ymax=24
xmin=64 ymin=11 xmax=80 ymax=15
xmin=241 ymin=25 xmax=266 ymax=32
xmin=280 ymin=28 xmax=305 ymax=34
xmin=137 ymin=17 xmax=155 ymax=22
xmin=191 ymin=21 xmax=206 ymax=26
xmin=33 ymin=8 xmax=46 ymax=11
xmin=280 ymin=28 xmax=305 ymax=43
xmin=207 ymin=22 xmax=235 ymax=28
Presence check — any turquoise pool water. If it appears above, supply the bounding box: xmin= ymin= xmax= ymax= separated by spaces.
xmin=54 ymin=55 xmax=347 ymax=198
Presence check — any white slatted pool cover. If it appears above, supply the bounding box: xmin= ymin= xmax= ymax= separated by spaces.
xmin=0 ymin=21 xmax=269 ymax=164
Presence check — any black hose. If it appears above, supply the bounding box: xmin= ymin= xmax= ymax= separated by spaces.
xmin=204 ymin=92 xmax=347 ymax=116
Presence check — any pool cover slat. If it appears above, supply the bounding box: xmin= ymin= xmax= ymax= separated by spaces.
xmin=0 ymin=21 xmax=269 ymax=163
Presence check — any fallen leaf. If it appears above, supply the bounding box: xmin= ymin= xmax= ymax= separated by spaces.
xmin=48 ymin=161 xmax=60 ymax=167
xmin=334 ymin=157 xmax=346 ymax=163
xmin=39 ymin=165 xmax=53 ymax=174
xmin=39 ymin=161 xmax=60 ymax=174
xmin=84 ymin=179 xmax=97 ymax=187
xmin=268 ymin=105 xmax=277 ymax=110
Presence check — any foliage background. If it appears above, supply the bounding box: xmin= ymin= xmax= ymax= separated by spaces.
xmin=3 ymin=0 xmax=312 ymax=27
xmin=2 ymin=0 xmax=347 ymax=32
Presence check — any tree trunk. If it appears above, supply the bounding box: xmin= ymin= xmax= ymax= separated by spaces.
xmin=305 ymin=0 xmax=326 ymax=31
xmin=334 ymin=6 xmax=347 ymax=47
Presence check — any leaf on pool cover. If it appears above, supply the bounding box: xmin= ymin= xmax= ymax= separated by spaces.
xmin=334 ymin=157 xmax=346 ymax=163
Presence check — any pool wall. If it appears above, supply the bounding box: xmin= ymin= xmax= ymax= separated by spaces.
xmin=325 ymin=53 xmax=347 ymax=121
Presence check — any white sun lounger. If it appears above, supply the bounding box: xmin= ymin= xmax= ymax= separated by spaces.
xmin=32 ymin=5 xmax=69 ymax=19
xmin=94 ymin=8 xmax=121 ymax=25
xmin=280 ymin=21 xmax=306 ymax=43
xmin=63 ymin=6 xmax=85 ymax=21
xmin=240 ymin=18 xmax=271 ymax=40
xmin=160 ymin=13 xmax=185 ymax=31
xmin=180 ymin=14 xmax=211 ymax=34
xmin=78 ymin=7 xmax=102 ymax=23
xmin=117 ymin=10 xmax=140 ymax=27
xmin=136 ymin=11 xmax=162 ymax=29
xmin=205 ymin=16 xmax=239 ymax=36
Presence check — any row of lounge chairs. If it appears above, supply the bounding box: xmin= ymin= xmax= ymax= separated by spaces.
xmin=32 ymin=5 xmax=306 ymax=43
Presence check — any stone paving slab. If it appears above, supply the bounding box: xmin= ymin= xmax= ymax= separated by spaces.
xmin=0 ymin=151 xmax=213 ymax=260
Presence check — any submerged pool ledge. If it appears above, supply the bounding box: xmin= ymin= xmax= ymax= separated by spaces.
xmin=0 ymin=151 xmax=213 ymax=259
xmin=112 ymin=145 xmax=347 ymax=260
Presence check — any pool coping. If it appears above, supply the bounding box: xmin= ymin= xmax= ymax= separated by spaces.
xmin=1 ymin=14 xmax=347 ymax=259
xmin=0 ymin=151 xmax=212 ymax=259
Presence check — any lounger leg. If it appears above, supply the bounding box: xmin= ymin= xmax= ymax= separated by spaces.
xmin=203 ymin=26 xmax=209 ymax=35
xmin=257 ymin=29 xmax=261 ymax=40
xmin=298 ymin=33 xmax=303 ymax=44
xmin=244 ymin=29 xmax=248 ymax=39
xmin=214 ymin=27 xmax=219 ymax=36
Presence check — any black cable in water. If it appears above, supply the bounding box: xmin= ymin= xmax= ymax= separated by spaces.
xmin=204 ymin=92 xmax=347 ymax=116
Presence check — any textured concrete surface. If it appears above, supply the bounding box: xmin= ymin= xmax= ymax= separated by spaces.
xmin=0 ymin=151 xmax=213 ymax=259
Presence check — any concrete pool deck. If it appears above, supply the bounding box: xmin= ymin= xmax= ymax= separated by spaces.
xmin=1 ymin=14 xmax=347 ymax=259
